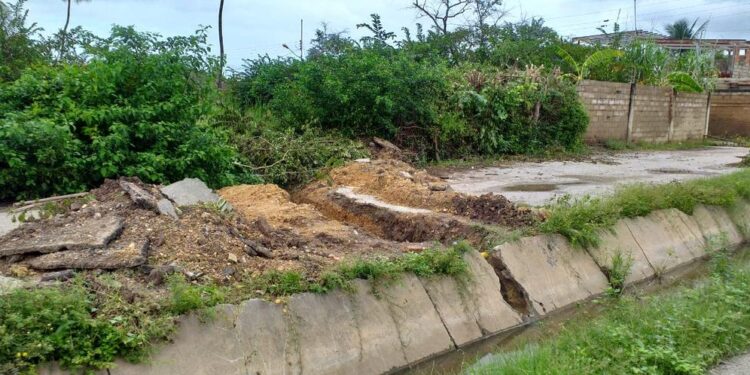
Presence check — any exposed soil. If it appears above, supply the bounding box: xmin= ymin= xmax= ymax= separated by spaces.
xmin=297 ymin=158 xmax=535 ymax=228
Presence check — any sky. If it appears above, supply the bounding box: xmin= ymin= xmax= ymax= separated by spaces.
xmin=24 ymin=0 xmax=750 ymax=69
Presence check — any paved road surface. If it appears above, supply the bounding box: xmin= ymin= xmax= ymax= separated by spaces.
xmin=448 ymin=147 xmax=749 ymax=206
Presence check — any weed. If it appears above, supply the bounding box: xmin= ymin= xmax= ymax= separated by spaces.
xmin=167 ymin=274 xmax=226 ymax=315
xmin=540 ymin=169 xmax=750 ymax=247
xmin=604 ymin=251 xmax=633 ymax=297
xmin=468 ymin=251 xmax=750 ymax=374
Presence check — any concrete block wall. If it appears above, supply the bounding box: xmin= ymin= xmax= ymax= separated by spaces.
xmin=42 ymin=202 xmax=750 ymax=375
xmin=673 ymin=92 xmax=709 ymax=141
xmin=578 ymin=80 xmax=709 ymax=143
xmin=735 ymin=62 xmax=750 ymax=79
xmin=630 ymin=85 xmax=672 ymax=143
xmin=709 ymin=92 xmax=750 ymax=137
xmin=577 ymin=80 xmax=631 ymax=142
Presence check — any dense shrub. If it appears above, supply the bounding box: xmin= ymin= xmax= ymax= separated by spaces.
xmin=0 ymin=26 xmax=254 ymax=200
xmin=441 ymin=66 xmax=588 ymax=156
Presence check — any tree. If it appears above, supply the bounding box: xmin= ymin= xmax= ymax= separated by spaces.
xmin=217 ymin=0 xmax=225 ymax=88
xmin=0 ymin=0 xmax=44 ymax=81
xmin=411 ymin=0 xmax=472 ymax=35
xmin=308 ymin=23 xmax=356 ymax=58
xmin=59 ymin=0 xmax=89 ymax=60
xmin=557 ymin=47 xmax=624 ymax=81
xmin=665 ymin=18 xmax=708 ymax=40
xmin=469 ymin=0 xmax=505 ymax=47
xmin=356 ymin=13 xmax=395 ymax=47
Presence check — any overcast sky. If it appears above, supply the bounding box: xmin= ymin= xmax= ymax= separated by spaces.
xmin=24 ymin=0 xmax=750 ymax=69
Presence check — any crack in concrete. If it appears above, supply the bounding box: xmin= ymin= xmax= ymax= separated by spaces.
xmin=419 ymin=277 xmax=458 ymax=348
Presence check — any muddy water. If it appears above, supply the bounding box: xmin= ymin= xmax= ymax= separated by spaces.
xmin=403 ymin=250 xmax=750 ymax=375
xmin=447 ymin=147 xmax=749 ymax=206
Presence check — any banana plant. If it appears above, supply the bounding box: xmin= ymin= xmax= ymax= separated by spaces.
xmin=666 ymin=71 xmax=704 ymax=93
xmin=557 ymin=47 xmax=624 ymax=81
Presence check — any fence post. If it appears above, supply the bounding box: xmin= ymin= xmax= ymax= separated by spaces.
xmin=668 ymin=89 xmax=676 ymax=142
xmin=703 ymin=92 xmax=712 ymax=138
xmin=625 ymin=83 xmax=636 ymax=143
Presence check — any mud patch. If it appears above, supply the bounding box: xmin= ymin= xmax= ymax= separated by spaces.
xmin=451 ymin=194 xmax=537 ymax=227
xmin=503 ymin=183 xmax=558 ymax=192
xmin=648 ymin=168 xmax=694 ymax=174
xmin=487 ymin=254 xmax=534 ymax=317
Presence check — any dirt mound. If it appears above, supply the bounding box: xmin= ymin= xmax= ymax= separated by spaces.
xmin=301 ymin=159 xmax=535 ymax=227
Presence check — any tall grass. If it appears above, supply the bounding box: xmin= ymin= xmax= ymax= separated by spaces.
xmin=539 ymin=169 xmax=750 ymax=247
xmin=467 ymin=250 xmax=750 ymax=375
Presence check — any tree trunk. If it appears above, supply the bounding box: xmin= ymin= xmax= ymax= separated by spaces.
xmin=60 ymin=0 xmax=72 ymax=61
xmin=217 ymin=0 xmax=225 ymax=89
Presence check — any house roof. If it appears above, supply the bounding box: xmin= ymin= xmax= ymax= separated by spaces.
xmin=572 ymin=30 xmax=667 ymax=46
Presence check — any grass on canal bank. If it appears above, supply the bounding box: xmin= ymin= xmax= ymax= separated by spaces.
xmin=539 ymin=168 xmax=750 ymax=248
xmin=467 ymin=249 xmax=750 ymax=375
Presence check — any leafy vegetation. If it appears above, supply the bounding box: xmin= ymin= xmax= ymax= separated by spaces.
xmin=467 ymin=248 xmax=750 ymax=375
xmin=0 ymin=242 xmax=471 ymax=373
xmin=539 ymin=169 xmax=750 ymax=247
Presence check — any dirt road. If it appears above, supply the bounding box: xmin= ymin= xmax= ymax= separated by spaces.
xmin=447 ymin=147 xmax=749 ymax=206
xmin=711 ymin=352 xmax=750 ymax=375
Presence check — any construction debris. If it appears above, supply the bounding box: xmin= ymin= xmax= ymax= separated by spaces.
xmin=28 ymin=239 xmax=149 ymax=270
xmin=161 ymin=178 xmax=221 ymax=206
xmin=0 ymin=215 xmax=124 ymax=256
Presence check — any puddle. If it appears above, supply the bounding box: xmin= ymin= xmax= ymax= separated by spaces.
xmin=648 ymin=168 xmax=694 ymax=174
xmin=503 ymin=183 xmax=558 ymax=192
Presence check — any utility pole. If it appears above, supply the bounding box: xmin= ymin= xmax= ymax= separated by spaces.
xmin=633 ymin=0 xmax=637 ymax=34
xmin=300 ymin=19 xmax=304 ymax=61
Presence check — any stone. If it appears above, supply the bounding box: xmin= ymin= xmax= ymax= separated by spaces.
xmin=372 ymin=137 xmax=401 ymax=153
xmin=147 ymin=265 xmax=176 ymax=285
xmin=587 ymin=220 xmax=656 ymax=285
xmin=0 ymin=275 xmax=24 ymax=294
xmin=399 ymin=171 xmax=414 ymax=180
xmin=119 ymin=180 xmax=158 ymax=210
xmin=492 ymin=234 xmax=609 ymax=316
xmin=379 ymin=273 xmax=454 ymax=363
xmin=227 ymin=253 xmax=238 ymax=263
xmin=428 ymin=183 xmax=449 ymax=192
xmin=40 ymin=270 xmax=75 ymax=282
xmin=355 ymin=158 xmax=371 ymax=163
xmin=160 ymin=178 xmax=220 ymax=207
xmin=692 ymin=205 xmax=744 ymax=250
xmin=157 ymin=199 xmax=179 ymax=220
xmin=28 ymin=239 xmax=149 ymax=270
xmin=0 ymin=215 xmax=123 ymax=257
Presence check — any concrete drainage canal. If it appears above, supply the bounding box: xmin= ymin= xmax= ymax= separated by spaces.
xmin=1 ymin=155 xmax=748 ymax=375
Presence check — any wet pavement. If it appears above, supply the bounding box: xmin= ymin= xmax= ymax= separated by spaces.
xmin=448 ymin=147 xmax=749 ymax=206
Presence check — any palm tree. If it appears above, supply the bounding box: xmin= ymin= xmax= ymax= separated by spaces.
xmin=665 ymin=18 xmax=709 ymax=40
xmin=217 ymin=0 xmax=225 ymax=89
xmin=59 ymin=0 xmax=89 ymax=60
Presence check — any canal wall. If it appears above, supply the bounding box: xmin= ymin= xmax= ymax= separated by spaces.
xmin=40 ymin=201 xmax=749 ymax=375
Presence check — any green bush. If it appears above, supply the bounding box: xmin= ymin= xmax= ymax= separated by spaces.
xmin=0 ymin=26 xmax=254 ymax=200
xmin=444 ymin=66 xmax=588 ymax=156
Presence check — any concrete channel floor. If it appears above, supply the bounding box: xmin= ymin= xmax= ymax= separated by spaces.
xmin=447 ymin=147 xmax=749 ymax=206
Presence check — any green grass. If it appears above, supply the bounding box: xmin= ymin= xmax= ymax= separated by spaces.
xmin=0 ymin=242 xmax=472 ymax=373
xmin=467 ymin=249 xmax=750 ymax=375
xmin=602 ymin=139 xmax=715 ymax=152
xmin=539 ymin=169 xmax=750 ymax=247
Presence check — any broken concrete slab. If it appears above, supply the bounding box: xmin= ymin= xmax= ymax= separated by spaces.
xmin=28 ymin=240 xmax=148 ymax=270
xmin=622 ymin=210 xmax=706 ymax=275
xmin=114 ymin=305 xmax=243 ymax=375
xmin=157 ymin=199 xmax=178 ymax=220
xmin=119 ymin=180 xmax=158 ymax=210
xmin=160 ymin=178 xmax=220 ymax=207
xmin=378 ymin=273 xmax=454 ymax=363
xmin=40 ymin=270 xmax=76 ymax=282
xmin=348 ymin=279 xmax=409 ymax=374
xmin=287 ymin=291 xmax=361 ymax=375
xmin=334 ymin=187 xmax=431 ymax=214
xmin=692 ymin=205 xmax=744 ymax=249
xmin=0 ymin=215 xmax=123 ymax=257
xmin=235 ymin=299 xmax=300 ymax=375
xmin=587 ymin=220 xmax=656 ymax=285
xmin=461 ymin=250 xmax=524 ymax=333
xmin=492 ymin=234 xmax=609 ymax=316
